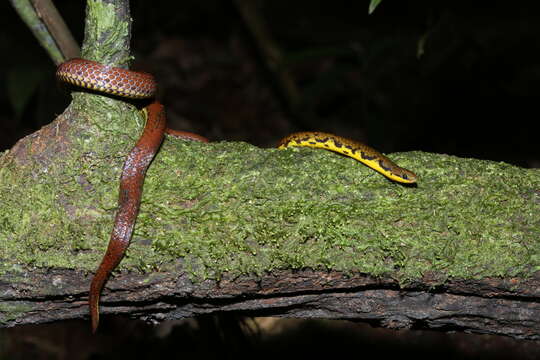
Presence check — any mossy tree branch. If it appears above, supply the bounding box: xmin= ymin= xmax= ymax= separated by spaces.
xmin=1 ymin=0 xmax=539 ymax=340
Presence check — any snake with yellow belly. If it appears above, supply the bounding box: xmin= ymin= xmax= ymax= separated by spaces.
xmin=56 ymin=58 xmax=417 ymax=333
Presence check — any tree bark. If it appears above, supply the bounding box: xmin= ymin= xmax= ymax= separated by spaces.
xmin=0 ymin=268 xmax=538 ymax=340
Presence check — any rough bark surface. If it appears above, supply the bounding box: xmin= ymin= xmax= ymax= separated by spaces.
xmin=1 ymin=268 xmax=538 ymax=340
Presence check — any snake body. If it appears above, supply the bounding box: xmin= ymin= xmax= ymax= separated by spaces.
xmin=56 ymin=58 xmax=416 ymax=332
xmin=57 ymin=59 xmax=208 ymax=332
xmin=278 ymin=132 xmax=416 ymax=183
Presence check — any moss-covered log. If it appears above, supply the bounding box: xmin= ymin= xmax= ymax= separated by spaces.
xmin=1 ymin=0 xmax=539 ymax=340
xmin=0 ymin=116 xmax=539 ymax=339
xmin=1 ymin=133 xmax=539 ymax=281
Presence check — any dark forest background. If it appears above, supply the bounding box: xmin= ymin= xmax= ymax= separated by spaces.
xmin=2 ymin=1 xmax=540 ymax=166
xmin=0 ymin=0 xmax=539 ymax=359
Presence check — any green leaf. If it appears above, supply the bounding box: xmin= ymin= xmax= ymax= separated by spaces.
xmin=369 ymin=0 xmax=383 ymax=14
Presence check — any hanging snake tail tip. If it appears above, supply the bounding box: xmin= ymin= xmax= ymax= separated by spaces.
xmin=89 ymin=293 xmax=100 ymax=333
xmin=91 ymin=317 xmax=99 ymax=334
xmin=89 ymin=276 xmax=103 ymax=333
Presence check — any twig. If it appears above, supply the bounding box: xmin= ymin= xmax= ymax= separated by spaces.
xmin=9 ymin=0 xmax=66 ymax=64
xmin=31 ymin=0 xmax=80 ymax=61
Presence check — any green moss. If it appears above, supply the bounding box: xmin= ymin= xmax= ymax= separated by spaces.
xmin=3 ymin=0 xmax=537 ymax=296
xmin=83 ymin=0 xmax=131 ymax=64
xmin=0 ymin=92 xmax=141 ymax=270
xmin=1 ymin=117 xmax=539 ymax=284
xmin=136 ymin=143 xmax=540 ymax=282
